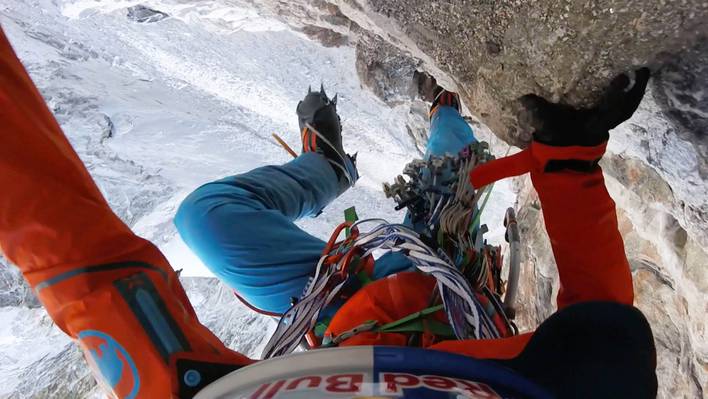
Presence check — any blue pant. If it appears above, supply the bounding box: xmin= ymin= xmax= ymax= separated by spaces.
xmin=175 ymin=106 xmax=476 ymax=314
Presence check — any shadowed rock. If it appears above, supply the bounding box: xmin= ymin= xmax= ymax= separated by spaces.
xmin=127 ymin=5 xmax=169 ymax=23
xmin=247 ymin=0 xmax=708 ymax=147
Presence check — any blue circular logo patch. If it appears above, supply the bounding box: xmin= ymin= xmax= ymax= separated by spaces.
xmin=78 ymin=330 xmax=140 ymax=399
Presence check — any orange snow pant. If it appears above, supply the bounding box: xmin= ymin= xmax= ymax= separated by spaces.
xmin=0 ymin=28 xmax=252 ymax=398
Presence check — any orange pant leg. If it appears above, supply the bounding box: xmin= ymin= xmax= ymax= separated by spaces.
xmin=529 ymin=166 xmax=633 ymax=308
xmin=435 ymin=143 xmax=633 ymax=359
xmin=472 ymin=142 xmax=633 ymax=309
xmin=0 ymin=28 xmax=252 ymax=398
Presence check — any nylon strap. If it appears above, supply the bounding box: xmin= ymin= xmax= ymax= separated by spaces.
xmin=356 ymin=270 xmax=373 ymax=286
xmin=314 ymin=317 xmax=331 ymax=337
xmin=470 ymin=184 xmax=494 ymax=237
xmin=376 ymin=304 xmax=455 ymax=337
xmin=344 ymin=206 xmax=359 ymax=237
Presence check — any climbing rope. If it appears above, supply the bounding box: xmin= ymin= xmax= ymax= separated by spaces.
xmin=262 ymin=141 xmax=518 ymax=359
xmin=262 ymin=219 xmax=504 ymax=359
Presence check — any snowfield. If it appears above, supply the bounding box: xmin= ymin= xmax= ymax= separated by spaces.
xmin=0 ymin=0 xmax=515 ymax=397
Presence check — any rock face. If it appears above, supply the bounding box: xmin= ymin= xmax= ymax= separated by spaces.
xmin=246 ymin=0 xmax=708 ymax=146
xmin=246 ymin=2 xmax=708 ymax=396
xmin=512 ymin=94 xmax=708 ymax=397
xmin=1 ymin=0 xmax=707 ymax=397
xmin=515 ymin=160 xmax=708 ymax=398
xmin=126 ymin=5 xmax=169 ymax=24
xmin=0 ymin=260 xmax=40 ymax=308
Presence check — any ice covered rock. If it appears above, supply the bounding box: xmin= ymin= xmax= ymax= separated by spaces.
xmin=247 ymin=3 xmax=708 ymax=396
xmin=248 ymin=0 xmax=708 ymax=148
xmin=126 ymin=5 xmax=169 ymax=24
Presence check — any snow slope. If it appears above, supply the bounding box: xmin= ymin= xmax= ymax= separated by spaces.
xmin=0 ymin=0 xmax=515 ymax=397
xmin=1 ymin=0 xmax=391 ymax=276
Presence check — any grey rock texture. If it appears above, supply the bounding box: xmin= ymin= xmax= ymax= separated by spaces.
xmin=647 ymin=39 xmax=708 ymax=250
xmin=126 ymin=5 xmax=169 ymax=24
xmin=653 ymin=38 xmax=708 ymax=151
xmin=512 ymin=143 xmax=708 ymax=398
xmin=353 ymin=35 xmax=432 ymax=154
xmin=355 ymin=34 xmax=420 ymax=105
xmin=604 ymin=153 xmax=708 ymax=398
xmin=245 ymin=3 xmax=708 ymax=396
xmin=245 ymin=0 xmax=708 ymax=147
xmin=0 ymin=259 xmax=40 ymax=308
xmin=8 ymin=344 xmax=97 ymax=399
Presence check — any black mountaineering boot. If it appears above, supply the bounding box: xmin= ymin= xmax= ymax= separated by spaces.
xmin=297 ymin=85 xmax=358 ymax=194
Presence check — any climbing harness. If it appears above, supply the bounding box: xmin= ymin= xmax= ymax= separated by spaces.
xmin=262 ymin=220 xmax=500 ymax=358
xmin=262 ymin=141 xmax=521 ymax=359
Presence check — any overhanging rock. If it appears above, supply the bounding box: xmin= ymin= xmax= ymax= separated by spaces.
xmin=247 ymin=0 xmax=708 ymax=147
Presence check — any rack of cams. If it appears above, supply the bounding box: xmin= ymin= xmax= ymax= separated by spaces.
xmin=383 ymin=141 xmax=521 ymax=320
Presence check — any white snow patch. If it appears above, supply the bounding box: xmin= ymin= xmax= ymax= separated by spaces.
xmin=0 ymin=307 xmax=72 ymax=396
xmin=0 ymin=0 xmax=517 ymax=395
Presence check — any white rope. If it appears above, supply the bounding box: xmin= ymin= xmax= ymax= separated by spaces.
xmin=261 ymin=221 xmax=502 ymax=359
xmin=263 ymin=142 xmax=507 ymax=359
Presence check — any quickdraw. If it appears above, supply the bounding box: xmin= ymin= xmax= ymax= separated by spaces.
xmin=262 ymin=219 xmax=509 ymax=358
xmin=261 ymin=142 xmax=521 ymax=359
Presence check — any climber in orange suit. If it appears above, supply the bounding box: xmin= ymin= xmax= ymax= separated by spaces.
xmin=0 ymin=25 xmax=656 ymax=399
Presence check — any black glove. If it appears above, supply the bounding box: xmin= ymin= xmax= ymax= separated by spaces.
xmin=518 ymin=68 xmax=651 ymax=147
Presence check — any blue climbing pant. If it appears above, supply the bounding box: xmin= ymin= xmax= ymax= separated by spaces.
xmin=175 ymin=106 xmax=476 ymax=314
xmin=425 ymin=106 xmax=477 ymax=159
